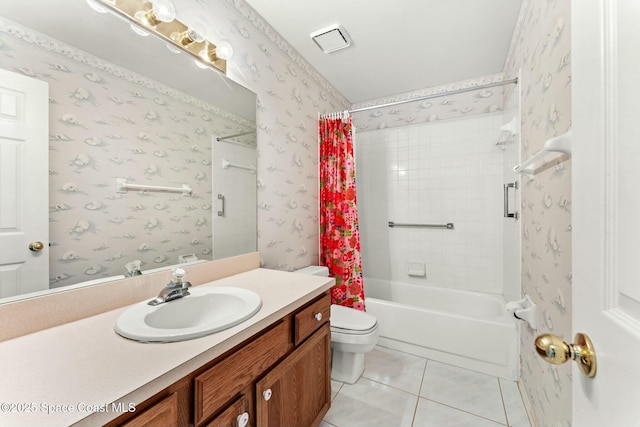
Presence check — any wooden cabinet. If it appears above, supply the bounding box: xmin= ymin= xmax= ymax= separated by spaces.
xmin=203 ymin=394 xmax=251 ymax=427
xmin=107 ymin=291 xmax=331 ymax=427
xmin=194 ymin=320 xmax=291 ymax=425
xmin=294 ymin=294 xmax=331 ymax=345
xmin=256 ymin=324 xmax=331 ymax=427
xmin=119 ymin=393 xmax=179 ymax=427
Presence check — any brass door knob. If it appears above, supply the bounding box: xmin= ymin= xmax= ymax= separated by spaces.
xmin=534 ymin=332 xmax=597 ymax=378
xmin=29 ymin=241 xmax=44 ymax=252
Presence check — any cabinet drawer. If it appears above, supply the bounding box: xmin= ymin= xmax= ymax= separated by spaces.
xmin=294 ymin=293 xmax=331 ymax=346
xmin=120 ymin=392 xmax=178 ymax=427
xmin=194 ymin=321 xmax=290 ymax=425
xmin=204 ymin=394 xmax=250 ymax=427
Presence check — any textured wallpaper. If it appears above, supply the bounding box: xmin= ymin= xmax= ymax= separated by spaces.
xmin=0 ymin=18 xmax=255 ymax=287
xmin=161 ymin=0 xmax=352 ymax=272
xmin=503 ymin=1 xmax=572 ymax=426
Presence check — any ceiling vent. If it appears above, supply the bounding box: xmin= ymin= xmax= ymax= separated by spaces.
xmin=310 ymin=25 xmax=352 ymax=53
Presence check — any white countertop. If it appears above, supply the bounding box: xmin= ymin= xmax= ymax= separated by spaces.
xmin=0 ymin=268 xmax=333 ymax=427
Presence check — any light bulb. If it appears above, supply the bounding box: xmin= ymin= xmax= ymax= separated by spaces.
xmin=151 ymin=0 xmax=176 ymax=23
xmin=185 ymin=24 xmax=206 ymax=43
xmin=172 ymin=22 xmax=206 ymax=46
xmin=135 ymin=0 xmax=175 ymax=27
xmin=215 ymin=41 xmax=233 ymax=60
xmin=200 ymin=41 xmax=233 ymax=63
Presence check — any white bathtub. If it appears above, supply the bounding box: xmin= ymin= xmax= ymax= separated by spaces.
xmin=364 ymin=278 xmax=518 ymax=379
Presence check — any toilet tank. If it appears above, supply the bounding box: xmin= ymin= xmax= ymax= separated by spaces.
xmin=293 ymin=266 xmax=330 ymax=277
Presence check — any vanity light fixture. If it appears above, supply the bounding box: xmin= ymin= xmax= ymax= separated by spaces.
xmin=215 ymin=41 xmax=234 ymax=60
xmin=134 ymin=0 xmax=176 ymax=27
xmin=91 ymin=0 xmax=228 ymax=74
xmin=172 ymin=23 xmax=206 ymax=47
xmin=199 ymin=40 xmax=234 ymax=64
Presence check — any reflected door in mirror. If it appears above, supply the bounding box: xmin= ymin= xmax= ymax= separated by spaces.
xmin=0 ymin=69 xmax=49 ymax=297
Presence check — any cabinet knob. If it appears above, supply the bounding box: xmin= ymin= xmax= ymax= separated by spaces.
xmin=314 ymin=313 xmax=322 ymax=321
xmin=263 ymin=388 xmax=272 ymax=401
xmin=237 ymin=412 xmax=250 ymax=427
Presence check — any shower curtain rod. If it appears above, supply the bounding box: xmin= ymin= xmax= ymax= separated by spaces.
xmin=348 ymin=78 xmax=518 ymax=114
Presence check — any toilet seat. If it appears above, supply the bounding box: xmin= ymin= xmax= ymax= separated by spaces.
xmin=330 ymin=304 xmax=378 ymax=335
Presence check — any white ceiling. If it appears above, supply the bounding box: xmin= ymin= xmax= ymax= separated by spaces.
xmin=245 ymin=0 xmax=523 ymax=103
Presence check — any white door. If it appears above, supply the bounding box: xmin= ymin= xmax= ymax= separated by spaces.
xmin=0 ymin=69 xmax=49 ymax=298
xmin=572 ymin=0 xmax=640 ymax=424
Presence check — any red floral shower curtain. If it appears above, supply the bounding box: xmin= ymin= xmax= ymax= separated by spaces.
xmin=319 ymin=114 xmax=366 ymax=311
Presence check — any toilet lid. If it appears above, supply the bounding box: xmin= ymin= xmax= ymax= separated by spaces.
xmin=331 ymin=304 xmax=377 ymax=331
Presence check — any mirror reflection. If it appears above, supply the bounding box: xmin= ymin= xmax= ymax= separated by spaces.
xmin=0 ymin=0 xmax=257 ymax=301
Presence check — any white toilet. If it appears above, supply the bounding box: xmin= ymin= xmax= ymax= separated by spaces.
xmin=294 ymin=265 xmax=379 ymax=384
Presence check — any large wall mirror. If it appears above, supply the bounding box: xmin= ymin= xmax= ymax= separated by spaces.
xmin=0 ymin=0 xmax=257 ymax=302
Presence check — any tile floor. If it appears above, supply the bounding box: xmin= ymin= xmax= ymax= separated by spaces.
xmin=321 ymin=346 xmax=532 ymax=427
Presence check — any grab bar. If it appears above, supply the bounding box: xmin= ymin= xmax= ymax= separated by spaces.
xmin=388 ymin=221 xmax=454 ymax=230
xmin=503 ymin=182 xmax=519 ymax=220
xmin=116 ymin=178 xmax=192 ymax=195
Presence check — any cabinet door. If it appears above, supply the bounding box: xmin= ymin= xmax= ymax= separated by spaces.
xmin=194 ymin=321 xmax=290 ymax=425
xmin=255 ymin=324 xmax=330 ymax=427
xmin=204 ymin=394 xmax=251 ymax=427
xmin=120 ymin=393 xmax=178 ymax=427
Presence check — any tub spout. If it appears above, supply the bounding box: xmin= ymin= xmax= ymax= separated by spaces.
xmin=506 ymin=295 xmax=537 ymax=329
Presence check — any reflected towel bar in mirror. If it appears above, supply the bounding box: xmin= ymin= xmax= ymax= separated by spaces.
xmin=116 ymin=178 xmax=192 ymax=195
xmin=222 ymin=159 xmax=256 ymax=173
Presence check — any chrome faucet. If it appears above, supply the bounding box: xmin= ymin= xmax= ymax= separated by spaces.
xmin=148 ymin=267 xmax=192 ymax=306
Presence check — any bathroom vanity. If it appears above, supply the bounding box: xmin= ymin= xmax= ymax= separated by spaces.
xmin=110 ymin=292 xmax=331 ymax=427
xmin=0 ymin=254 xmax=334 ymax=427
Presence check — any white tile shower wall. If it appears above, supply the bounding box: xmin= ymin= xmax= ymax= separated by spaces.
xmin=357 ymin=113 xmax=507 ymax=295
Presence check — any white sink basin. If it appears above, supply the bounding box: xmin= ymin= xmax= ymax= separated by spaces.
xmin=115 ymin=286 xmax=262 ymax=342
